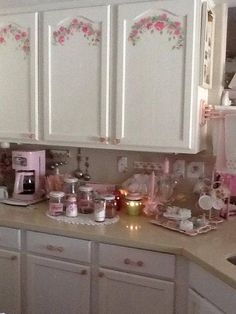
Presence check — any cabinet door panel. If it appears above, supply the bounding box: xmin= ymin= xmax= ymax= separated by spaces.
xmin=188 ymin=289 xmax=223 ymax=314
xmin=98 ymin=268 xmax=174 ymax=314
xmin=116 ymin=0 xmax=199 ymax=151
xmin=0 ymin=249 xmax=21 ymax=314
xmin=44 ymin=6 xmax=110 ymax=144
xmin=0 ymin=13 xmax=38 ymax=141
xmin=26 ymin=255 xmax=90 ymax=314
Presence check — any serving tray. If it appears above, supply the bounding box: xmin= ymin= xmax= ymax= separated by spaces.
xmin=149 ymin=216 xmax=222 ymax=236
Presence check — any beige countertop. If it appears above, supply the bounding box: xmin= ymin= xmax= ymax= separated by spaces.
xmin=0 ymin=201 xmax=236 ymax=289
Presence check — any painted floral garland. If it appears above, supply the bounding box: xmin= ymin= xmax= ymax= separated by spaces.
xmin=128 ymin=14 xmax=184 ymax=49
xmin=0 ymin=24 xmax=30 ymax=55
xmin=53 ymin=18 xmax=101 ymax=46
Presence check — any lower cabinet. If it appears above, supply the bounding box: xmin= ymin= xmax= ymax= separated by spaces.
xmin=98 ymin=268 xmax=174 ymax=314
xmin=188 ymin=289 xmax=223 ymax=314
xmin=0 ymin=249 xmax=21 ymax=314
xmin=98 ymin=243 xmax=175 ymax=314
xmin=26 ymin=255 xmax=90 ymax=314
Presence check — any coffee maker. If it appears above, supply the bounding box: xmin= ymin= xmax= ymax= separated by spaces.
xmin=6 ymin=150 xmax=45 ymax=205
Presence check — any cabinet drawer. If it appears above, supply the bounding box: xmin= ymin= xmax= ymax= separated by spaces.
xmin=26 ymin=231 xmax=90 ymax=263
xmin=0 ymin=227 xmax=21 ymax=249
xmin=99 ymin=243 xmax=175 ymax=279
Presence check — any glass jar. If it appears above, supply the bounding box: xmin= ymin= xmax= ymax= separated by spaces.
xmin=63 ymin=177 xmax=79 ymax=198
xmin=48 ymin=191 xmax=65 ymax=216
xmin=78 ymin=186 xmax=94 ymax=214
xmin=66 ymin=195 xmax=78 ymax=217
xmin=103 ymin=195 xmax=117 ymax=218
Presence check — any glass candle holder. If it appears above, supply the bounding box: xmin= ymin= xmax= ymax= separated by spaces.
xmin=125 ymin=194 xmax=143 ymax=216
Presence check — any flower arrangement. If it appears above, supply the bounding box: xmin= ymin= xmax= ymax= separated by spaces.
xmin=0 ymin=24 xmax=30 ymax=55
xmin=128 ymin=13 xmax=184 ymax=49
xmin=53 ymin=18 xmax=101 ymax=46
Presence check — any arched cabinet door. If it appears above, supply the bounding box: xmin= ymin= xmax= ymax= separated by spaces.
xmin=43 ymin=6 xmax=110 ymax=145
xmin=0 ymin=13 xmax=38 ymax=141
xmin=116 ymin=0 xmax=201 ymax=153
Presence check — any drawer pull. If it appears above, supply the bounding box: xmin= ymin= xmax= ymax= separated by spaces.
xmin=46 ymin=244 xmax=64 ymax=253
xmin=98 ymin=272 xmax=104 ymax=278
xmin=124 ymin=258 xmax=131 ymax=265
xmin=137 ymin=260 xmax=144 ymax=267
xmin=124 ymin=258 xmax=144 ymax=267
xmin=80 ymin=269 xmax=87 ymax=275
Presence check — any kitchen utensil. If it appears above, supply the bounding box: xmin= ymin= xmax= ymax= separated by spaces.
xmin=74 ymin=149 xmax=84 ymax=179
xmin=83 ymin=156 xmax=91 ymax=181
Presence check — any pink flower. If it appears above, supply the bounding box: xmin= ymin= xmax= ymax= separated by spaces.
xmin=174 ymin=21 xmax=181 ymax=27
xmin=15 ymin=34 xmax=21 ymax=41
xmin=82 ymin=26 xmax=88 ymax=33
xmin=0 ymin=36 xmax=5 ymax=43
xmin=154 ymin=21 xmax=165 ymax=31
xmin=174 ymin=30 xmax=180 ymax=36
xmin=21 ymin=32 xmax=27 ymax=38
xmin=72 ymin=18 xmax=78 ymax=25
xmin=58 ymin=35 xmax=65 ymax=44
xmin=146 ymin=22 xmax=153 ymax=29
xmin=59 ymin=26 xmax=65 ymax=32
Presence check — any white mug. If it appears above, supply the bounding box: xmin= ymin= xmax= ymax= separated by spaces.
xmin=0 ymin=186 xmax=8 ymax=200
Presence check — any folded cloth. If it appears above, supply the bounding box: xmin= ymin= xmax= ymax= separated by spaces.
xmin=225 ymin=114 xmax=236 ymax=171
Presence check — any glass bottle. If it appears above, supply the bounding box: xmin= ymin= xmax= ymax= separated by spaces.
xmin=48 ymin=191 xmax=65 ymax=216
xmin=78 ymin=186 xmax=94 ymax=214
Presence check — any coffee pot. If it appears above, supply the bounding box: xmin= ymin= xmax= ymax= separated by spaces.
xmin=14 ymin=171 xmax=35 ymax=195
xmin=12 ymin=150 xmax=45 ymax=203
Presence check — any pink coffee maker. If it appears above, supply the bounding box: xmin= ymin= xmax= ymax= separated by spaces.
xmin=9 ymin=150 xmax=45 ymax=205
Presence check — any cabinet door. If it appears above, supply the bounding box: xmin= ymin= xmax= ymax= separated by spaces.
xmin=116 ymin=0 xmax=200 ymax=152
xmin=0 ymin=249 xmax=21 ymax=314
xmin=44 ymin=6 xmax=110 ymax=144
xmin=188 ymin=289 xmax=223 ymax=314
xmin=0 ymin=13 xmax=38 ymax=141
xmin=98 ymin=268 xmax=174 ymax=314
xmin=26 ymin=255 xmax=90 ymax=314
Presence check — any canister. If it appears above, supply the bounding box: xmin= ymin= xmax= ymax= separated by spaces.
xmin=78 ymin=186 xmax=94 ymax=214
xmin=48 ymin=191 xmax=65 ymax=216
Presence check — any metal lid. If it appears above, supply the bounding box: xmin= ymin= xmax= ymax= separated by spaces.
xmin=126 ymin=193 xmax=142 ymax=201
xmin=64 ymin=177 xmax=79 ymax=184
xmin=79 ymin=186 xmax=93 ymax=192
xmin=102 ymin=194 xmax=115 ymax=201
xmin=49 ymin=191 xmax=65 ymax=198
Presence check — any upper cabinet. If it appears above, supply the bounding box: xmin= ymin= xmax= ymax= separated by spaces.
xmin=0 ymin=13 xmax=38 ymax=141
xmin=0 ymin=0 xmax=208 ymax=153
xmin=43 ymin=6 xmax=110 ymax=144
xmin=116 ymin=0 xmax=202 ymax=152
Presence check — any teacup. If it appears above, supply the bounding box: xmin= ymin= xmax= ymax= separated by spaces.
xmin=0 ymin=186 xmax=8 ymax=200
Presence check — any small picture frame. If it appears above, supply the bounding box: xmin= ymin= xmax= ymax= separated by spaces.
xmin=200 ymin=2 xmax=215 ymax=89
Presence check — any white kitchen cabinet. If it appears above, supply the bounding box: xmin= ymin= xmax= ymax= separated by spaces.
xmin=188 ymin=289 xmax=223 ymax=314
xmin=0 ymin=227 xmax=21 ymax=314
xmin=0 ymin=12 xmax=38 ymax=141
xmin=0 ymin=250 xmax=21 ymax=314
xmin=26 ymin=255 xmax=90 ymax=314
xmin=98 ymin=243 xmax=175 ymax=314
xmin=43 ymin=5 xmax=110 ymax=144
xmin=189 ymin=262 xmax=236 ymax=314
xmin=25 ymin=231 xmax=91 ymax=314
xmin=115 ymin=0 xmax=203 ymax=152
xmin=98 ymin=268 xmax=174 ymax=314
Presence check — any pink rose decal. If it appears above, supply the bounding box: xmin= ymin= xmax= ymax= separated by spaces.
xmin=154 ymin=21 xmax=165 ymax=31
xmin=53 ymin=18 xmax=101 ymax=46
xmin=0 ymin=24 xmax=30 ymax=55
xmin=128 ymin=14 xmax=184 ymax=49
